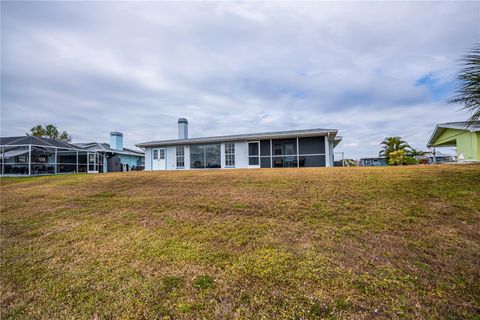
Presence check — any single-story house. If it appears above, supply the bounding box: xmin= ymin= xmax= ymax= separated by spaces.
xmin=136 ymin=118 xmax=342 ymax=171
xmin=76 ymin=132 xmax=145 ymax=172
xmin=427 ymin=121 xmax=480 ymax=162
xmin=0 ymin=136 xmax=101 ymax=175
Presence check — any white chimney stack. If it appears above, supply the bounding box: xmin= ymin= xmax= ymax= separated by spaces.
xmin=178 ymin=118 xmax=188 ymax=139
xmin=110 ymin=132 xmax=123 ymax=150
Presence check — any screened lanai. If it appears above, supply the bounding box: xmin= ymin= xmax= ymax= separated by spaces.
xmin=0 ymin=136 xmax=102 ymax=176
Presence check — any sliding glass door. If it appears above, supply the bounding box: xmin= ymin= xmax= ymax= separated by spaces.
xmin=190 ymin=144 xmax=221 ymax=169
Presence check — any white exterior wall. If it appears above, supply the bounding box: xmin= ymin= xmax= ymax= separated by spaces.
xmin=143 ymin=137 xmax=333 ymax=170
xmin=324 ymin=136 xmax=331 ymax=167
xmin=234 ymin=141 xmax=249 ymax=168
xmin=220 ymin=143 xmax=226 ymax=169
xmin=166 ymin=146 xmax=176 ymax=170
xmin=145 ymin=147 xmax=152 ymax=170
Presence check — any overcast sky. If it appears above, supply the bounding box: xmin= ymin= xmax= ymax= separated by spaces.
xmin=1 ymin=1 xmax=479 ymax=158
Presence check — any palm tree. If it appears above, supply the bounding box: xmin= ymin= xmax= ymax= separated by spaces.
xmin=408 ymin=148 xmax=427 ymax=157
xmin=379 ymin=137 xmax=410 ymax=161
xmin=449 ymin=44 xmax=480 ymax=121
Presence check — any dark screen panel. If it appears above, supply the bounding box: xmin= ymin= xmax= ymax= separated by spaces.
xmin=248 ymin=142 xmax=259 ymax=156
xmin=299 ymin=137 xmax=325 ymax=155
xmin=272 ymin=139 xmax=297 ymax=156
xmin=299 ymin=155 xmax=325 ymax=167
xmin=260 ymin=140 xmax=270 ymax=156
xmin=272 ymin=156 xmax=297 ymax=167
xmin=260 ymin=157 xmax=271 ymax=168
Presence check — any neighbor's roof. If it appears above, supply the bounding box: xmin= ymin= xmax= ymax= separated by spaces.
xmin=0 ymin=136 xmax=85 ymax=149
xmin=136 ymin=128 xmax=340 ymax=148
xmin=75 ymin=142 xmax=145 ymax=156
xmin=427 ymin=121 xmax=480 ymax=147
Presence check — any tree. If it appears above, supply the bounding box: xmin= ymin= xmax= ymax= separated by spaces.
xmin=408 ymin=148 xmax=427 ymax=157
xmin=379 ymin=136 xmax=410 ymax=162
xmin=27 ymin=124 xmax=72 ymax=142
xmin=449 ymin=44 xmax=480 ymax=121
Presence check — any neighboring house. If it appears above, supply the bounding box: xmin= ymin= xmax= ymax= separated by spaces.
xmin=136 ymin=118 xmax=342 ymax=171
xmin=76 ymin=132 xmax=145 ymax=172
xmin=0 ymin=136 xmax=101 ymax=175
xmin=427 ymin=121 xmax=480 ymax=162
xmin=414 ymin=151 xmax=456 ymax=164
xmin=359 ymin=157 xmax=387 ymax=166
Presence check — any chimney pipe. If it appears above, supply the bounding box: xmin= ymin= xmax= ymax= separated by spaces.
xmin=178 ymin=118 xmax=188 ymax=139
xmin=110 ymin=132 xmax=123 ymax=150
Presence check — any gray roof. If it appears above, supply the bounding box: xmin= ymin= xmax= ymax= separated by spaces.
xmin=136 ymin=127 xmax=340 ymax=148
xmin=75 ymin=142 xmax=144 ymax=156
xmin=0 ymin=136 xmax=85 ymax=150
xmin=427 ymin=121 xmax=480 ymax=147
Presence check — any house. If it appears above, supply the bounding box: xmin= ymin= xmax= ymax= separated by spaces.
xmin=136 ymin=118 xmax=342 ymax=170
xmin=0 ymin=136 xmax=101 ymax=175
xmin=76 ymin=132 xmax=145 ymax=172
xmin=414 ymin=151 xmax=455 ymax=164
xmin=427 ymin=121 xmax=480 ymax=162
xmin=359 ymin=157 xmax=387 ymax=166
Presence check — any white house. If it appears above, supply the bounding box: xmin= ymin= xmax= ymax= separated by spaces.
xmin=136 ymin=118 xmax=342 ymax=171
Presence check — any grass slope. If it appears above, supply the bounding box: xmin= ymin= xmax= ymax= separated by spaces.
xmin=1 ymin=165 xmax=479 ymax=319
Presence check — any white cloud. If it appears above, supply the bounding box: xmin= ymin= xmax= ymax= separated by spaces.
xmin=1 ymin=1 xmax=477 ymax=158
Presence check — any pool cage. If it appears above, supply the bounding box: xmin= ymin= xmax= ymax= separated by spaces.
xmin=0 ymin=136 xmax=103 ymax=176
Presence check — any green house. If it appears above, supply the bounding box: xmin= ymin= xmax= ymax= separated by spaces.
xmin=427 ymin=121 xmax=480 ymax=162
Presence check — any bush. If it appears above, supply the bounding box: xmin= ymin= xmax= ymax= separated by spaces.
xmin=388 ymin=151 xmax=418 ymax=165
xmin=388 ymin=150 xmax=405 ymax=165
xmin=403 ymin=156 xmax=418 ymax=165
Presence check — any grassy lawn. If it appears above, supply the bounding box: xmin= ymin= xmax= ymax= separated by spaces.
xmin=1 ymin=165 xmax=479 ymax=319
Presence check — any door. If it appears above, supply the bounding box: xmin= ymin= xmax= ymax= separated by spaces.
xmin=152 ymin=148 xmax=166 ymax=170
xmin=87 ymin=152 xmax=98 ymax=173
xmin=248 ymin=142 xmax=260 ymax=168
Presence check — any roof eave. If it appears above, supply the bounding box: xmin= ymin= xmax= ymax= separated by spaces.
xmin=136 ymin=129 xmax=338 ymax=148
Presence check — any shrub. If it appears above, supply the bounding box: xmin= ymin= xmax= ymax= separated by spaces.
xmin=388 ymin=150 xmax=406 ymax=165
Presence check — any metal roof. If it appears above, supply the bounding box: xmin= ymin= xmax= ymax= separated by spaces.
xmin=75 ymin=142 xmax=144 ymax=156
xmin=427 ymin=121 xmax=480 ymax=147
xmin=136 ymin=127 xmax=340 ymax=148
xmin=0 ymin=136 xmax=86 ymax=149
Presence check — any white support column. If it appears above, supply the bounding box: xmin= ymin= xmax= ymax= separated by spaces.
xmin=296 ymin=137 xmax=299 ymax=168
xmin=28 ymin=144 xmax=32 ymax=175
xmin=54 ymin=148 xmax=58 ymax=174
xmin=324 ymin=136 xmax=331 ymax=167
xmin=76 ymin=150 xmax=79 ymax=173
xmin=1 ymin=147 xmax=4 ymax=175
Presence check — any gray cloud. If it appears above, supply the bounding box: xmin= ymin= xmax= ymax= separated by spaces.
xmin=1 ymin=1 xmax=478 ymax=158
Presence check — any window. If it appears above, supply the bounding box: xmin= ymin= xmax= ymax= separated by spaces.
xmin=190 ymin=144 xmax=221 ymax=169
xmin=159 ymin=149 xmax=165 ymax=160
xmin=176 ymin=146 xmax=185 ymax=168
xmin=225 ymin=143 xmax=235 ymax=167
xmin=153 ymin=149 xmax=158 ymax=160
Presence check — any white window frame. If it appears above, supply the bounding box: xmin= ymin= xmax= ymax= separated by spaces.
xmin=224 ymin=142 xmax=235 ymax=167
xmin=176 ymin=145 xmax=185 ymax=168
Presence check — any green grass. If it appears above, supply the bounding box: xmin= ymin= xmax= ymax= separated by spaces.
xmin=1 ymin=165 xmax=480 ymax=319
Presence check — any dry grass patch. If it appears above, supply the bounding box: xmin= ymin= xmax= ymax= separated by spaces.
xmin=1 ymin=165 xmax=479 ymax=319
